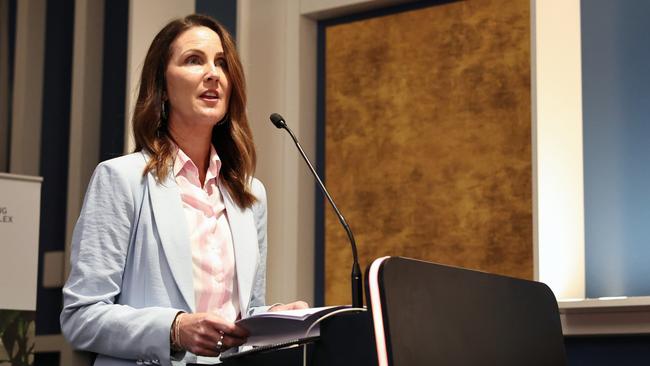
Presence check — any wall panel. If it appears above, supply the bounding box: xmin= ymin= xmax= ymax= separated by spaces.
xmin=582 ymin=0 xmax=650 ymax=298
xmin=323 ymin=0 xmax=531 ymax=304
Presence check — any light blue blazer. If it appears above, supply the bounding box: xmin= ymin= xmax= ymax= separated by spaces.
xmin=61 ymin=152 xmax=269 ymax=366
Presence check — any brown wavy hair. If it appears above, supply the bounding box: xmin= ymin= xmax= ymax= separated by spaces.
xmin=133 ymin=14 xmax=256 ymax=208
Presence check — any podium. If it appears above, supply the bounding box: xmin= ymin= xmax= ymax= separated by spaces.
xmin=196 ymin=257 xmax=567 ymax=366
xmin=219 ymin=311 xmax=377 ymax=366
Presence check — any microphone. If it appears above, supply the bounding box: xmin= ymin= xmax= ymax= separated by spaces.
xmin=269 ymin=113 xmax=363 ymax=308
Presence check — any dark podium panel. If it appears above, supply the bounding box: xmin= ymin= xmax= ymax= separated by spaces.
xmin=194 ymin=257 xmax=566 ymax=366
xmin=367 ymin=257 xmax=567 ymax=366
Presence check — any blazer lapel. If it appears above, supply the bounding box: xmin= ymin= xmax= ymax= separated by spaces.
xmin=147 ymin=173 xmax=195 ymax=312
xmin=220 ymin=183 xmax=258 ymax=315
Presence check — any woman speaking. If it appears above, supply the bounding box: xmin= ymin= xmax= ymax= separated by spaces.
xmin=61 ymin=14 xmax=306 ymax=366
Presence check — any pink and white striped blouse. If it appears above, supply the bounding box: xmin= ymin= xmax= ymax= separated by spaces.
xmin=173 ymin=146 xmax=240 ymax=321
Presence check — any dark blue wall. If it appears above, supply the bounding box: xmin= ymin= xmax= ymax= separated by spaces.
xmin=1 ymin=0 xmax=17 ymax=171
xmin=36 ymin=0 xmax=74 ymax=336
xmin=99 ymin=0 xmax=128 ymax=161
xmin=582 ymin=0 xmax=650 ymax=298
xmin=569 ymin=1 xmax=650 ymax=364
xmin=195 ymin=0 xmax=237 ymax=40
xmin=566 ymin=336 xmax=650 ymax=366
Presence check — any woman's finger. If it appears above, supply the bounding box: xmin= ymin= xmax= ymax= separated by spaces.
xmin=221 ymin=333 xmax=247 ymax=348
xmin=177 ymin=312 xmax=249 ymax=356
xmin=205 ymin=315 xmax=249 ymax=339
xmin=289 ymin=301 xmax=309 ymax=310
xmin=190 ymin=332 xmax=228 ymax=357
xmin=270 ymin=301 xmax=310 ymax=312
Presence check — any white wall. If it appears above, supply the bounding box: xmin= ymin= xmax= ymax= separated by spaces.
xmin=532 ymin=0 xmax=585 ymax=300
xmin=9 ymin=0 xmax=45 ymax=176
xmin=65 ymin=0 xmax=105 ymax=278
xmin=124 ymin=0 xmax=195 ymax=152
xmin=238 ymin=0 xmax=318 ymax=305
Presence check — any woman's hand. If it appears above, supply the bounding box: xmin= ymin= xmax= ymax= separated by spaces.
xmin=176 ymin=312 xmax=249 ymax=356
xmin=268 ymin=301 xmax=310 ymax=312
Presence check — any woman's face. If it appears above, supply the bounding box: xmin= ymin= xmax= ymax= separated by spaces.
xmin=165 ymin=26 xmax=231 ymax=131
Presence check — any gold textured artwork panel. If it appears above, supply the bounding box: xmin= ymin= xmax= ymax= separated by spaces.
xmin=325 ymin=0 xmax=532 ymax=305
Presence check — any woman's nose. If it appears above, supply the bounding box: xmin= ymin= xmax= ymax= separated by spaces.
xmin=205 ymin=65 xmax=220 ymax=82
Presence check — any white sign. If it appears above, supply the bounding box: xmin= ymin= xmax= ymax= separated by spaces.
xmin=0 ymin=173 xmax=42 ymax=311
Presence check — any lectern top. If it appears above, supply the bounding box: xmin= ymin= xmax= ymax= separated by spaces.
xmin=367 ymin=256 xmax=567 ymax=366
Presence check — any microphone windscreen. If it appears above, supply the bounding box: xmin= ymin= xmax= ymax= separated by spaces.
xmin=269 ymin=113 xmax=286 ymax=129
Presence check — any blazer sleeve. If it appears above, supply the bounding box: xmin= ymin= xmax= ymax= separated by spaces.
xmin=246 ymin=178 xmax=271 ymax=316
xmin=60 ymin=162 xmax=179 ymax=365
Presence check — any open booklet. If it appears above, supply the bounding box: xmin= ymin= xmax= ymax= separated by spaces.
xmin=235 ymin=305 xmax=350 ymax=347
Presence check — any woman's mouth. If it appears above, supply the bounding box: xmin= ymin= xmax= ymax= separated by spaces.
xmin=200 ymin=90 xmax=219 ymax=101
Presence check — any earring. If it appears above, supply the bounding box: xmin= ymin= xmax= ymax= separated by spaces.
xmin=161 ymin=100 xmax=168 ymax=121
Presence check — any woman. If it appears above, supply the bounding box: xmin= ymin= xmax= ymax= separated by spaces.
xmin=61 ymin=14 xmax=306 ymax=366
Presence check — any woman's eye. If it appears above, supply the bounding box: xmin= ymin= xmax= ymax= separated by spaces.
xmin=216 ymin=58 xmax=227 ymax=68
xmin=186 ymin=55 xmax=202 ymax=65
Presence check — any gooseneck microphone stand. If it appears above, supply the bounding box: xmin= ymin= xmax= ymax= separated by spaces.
xmin=269 ymin=113 xmax=363 ymax=308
